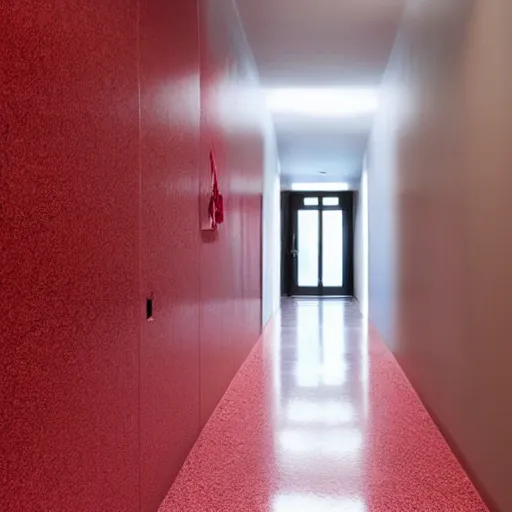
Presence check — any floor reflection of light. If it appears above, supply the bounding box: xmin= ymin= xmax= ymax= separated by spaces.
xmin=295 ymin=356 xmax=348 ymax=387
xmin=272 ymin=312 xmax=282 ymax=414
xmin=273 ymin=493 xmax=366 ymax=512
xmin=322 ymin=360 xmax=347 ymax=386
xmin=294 ymin=329 xmax=348 ymax=388
xmin=278 ymin=428 xmax=362 ymax=456
xmin=321 ymin=304 xmax=346 ymax=386
xmin=361 ymin=325 xmax=369 ymax=419
xmin=322 ymin=305 xmax=345 ymax=351
xmin=286 ymin=399 xmax=355 ymax=425
xmin=295 ymin=369 xmax=320 ymax=388
xmin=296 ymin=304 xmax=321 ymax=387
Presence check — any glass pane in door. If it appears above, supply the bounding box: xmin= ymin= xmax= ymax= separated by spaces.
xmin=322 ymin=197 xmax=339 ymax=206
xmin=322 ymin=210 xmax=343 ymax=287
xmin=298 ymin=210 xmax=319 ymax=287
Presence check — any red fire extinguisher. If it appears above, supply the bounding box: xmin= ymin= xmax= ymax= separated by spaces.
xmin=208 ymin=150 xmax=224 ymax=229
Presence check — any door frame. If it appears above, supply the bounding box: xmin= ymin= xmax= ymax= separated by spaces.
xmin=282 ymin=191 xmax=354 ymax=297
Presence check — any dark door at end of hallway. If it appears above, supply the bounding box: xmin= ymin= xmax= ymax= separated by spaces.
xmin=283 ymin=192 xmax=354 ymax=296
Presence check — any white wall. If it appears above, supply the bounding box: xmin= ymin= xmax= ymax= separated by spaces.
xmin=354 ymin=161 xmax=369 ymax=317
xmin=262 ymin=118 xmax=281 ymax=326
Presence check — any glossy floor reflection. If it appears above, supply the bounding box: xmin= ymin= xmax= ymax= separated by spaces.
xmin=159 ymin=299 xmax=487 ymax=511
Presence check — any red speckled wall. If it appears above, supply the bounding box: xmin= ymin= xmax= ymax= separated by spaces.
xmin=138 ymin=1 xmax=201 ymax=511
xmin=198 ymin=0 xmax=264 ymax=425
xmin=1 ymin=0 xmax=268 ymax=511
xmin=367 ymin=1 xmax=512 ymax=510
xmin=0 ymin=2 xmax=140 ymax=511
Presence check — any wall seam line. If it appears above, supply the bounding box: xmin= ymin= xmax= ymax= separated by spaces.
xmin=136 ymin=0 xmax=143 ymax=510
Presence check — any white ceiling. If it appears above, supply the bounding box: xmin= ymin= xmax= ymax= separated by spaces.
xmin=235 ymin=0 xmax=406 ymax=188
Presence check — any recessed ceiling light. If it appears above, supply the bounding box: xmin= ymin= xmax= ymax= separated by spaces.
xmin=266 ymin=87 xmax=379 ymax=117
xmin=291 ymin=182 xmax=351 ymax=191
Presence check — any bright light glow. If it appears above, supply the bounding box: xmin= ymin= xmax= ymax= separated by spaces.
xmin=266 ymin=87 xmax=379 ymax=117
xmin=278 ymin=428 xmax=362 ymax=456
xmin=294 ymin=306 xmax=348 ymax=387
xmin=321 ymin=303 xmax=346 ymax=385
xmin=286 ymin=399 xmax=355 ymax=424
xmin=274 ymin=494 xmax=366 ymax=512
xmin=296 ymin=304 xmax=321 ymax=387
xmin=292 ymin=182 xmax=351 ymax=192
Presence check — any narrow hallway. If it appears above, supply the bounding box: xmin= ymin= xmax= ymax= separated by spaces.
xmin=159 ymin=299 xmax=487 ymax=511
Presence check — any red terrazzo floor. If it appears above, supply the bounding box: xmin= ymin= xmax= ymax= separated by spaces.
xmin=159 ymin=299 xmax=488 ymax=512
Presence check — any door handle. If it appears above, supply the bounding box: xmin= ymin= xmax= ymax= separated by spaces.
xmin=291 ymin=234 xmax=297 ymax=257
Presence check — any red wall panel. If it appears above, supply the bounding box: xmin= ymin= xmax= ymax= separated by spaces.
xmin=1 ymin=1 xmax=266 ymax=511
xmin=0 ymin=2 xmax=141 ymax=511
xmin=198 ymin=0 xmax=264 ymax=425
xmin=138 ymin=1 xmax=201 ymax=511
